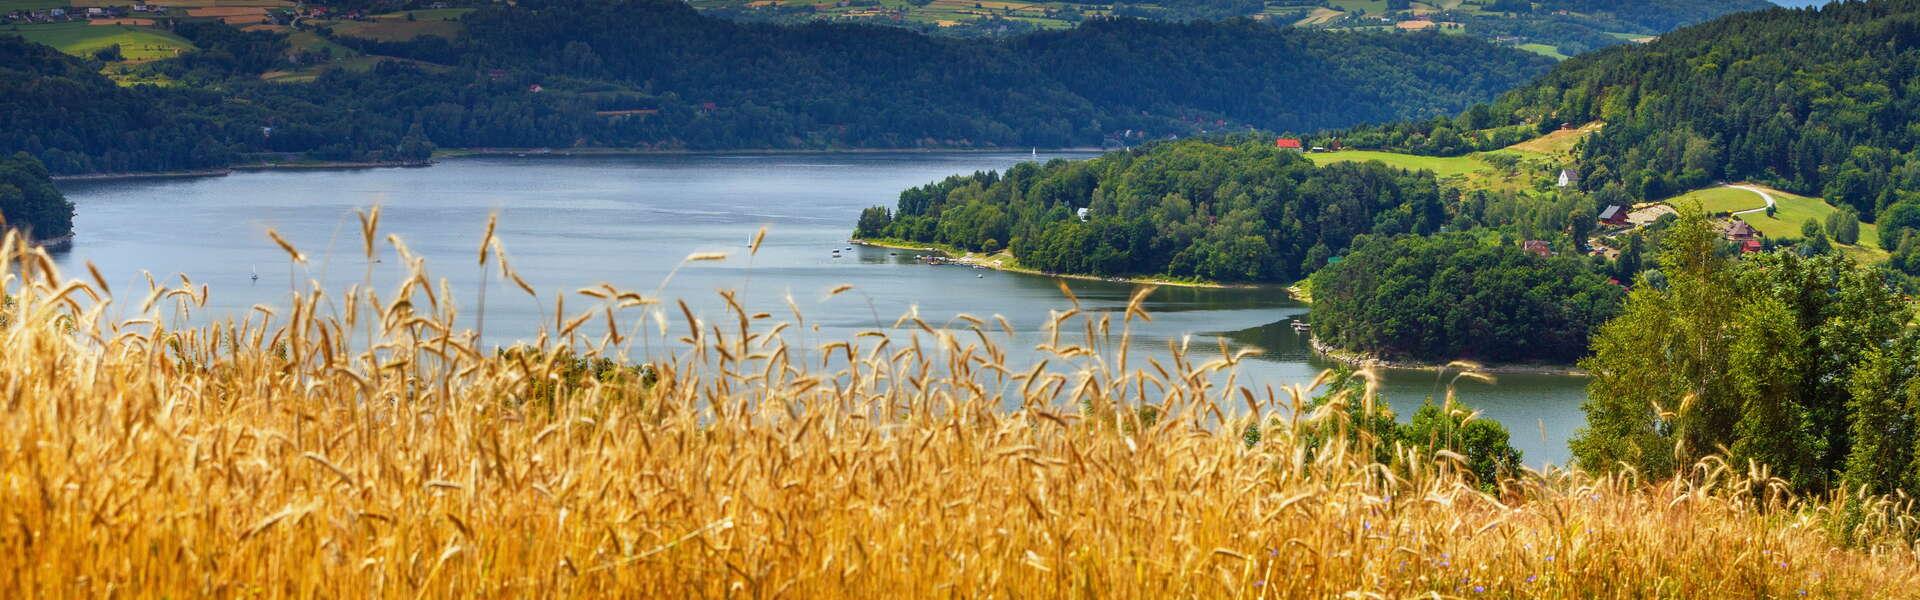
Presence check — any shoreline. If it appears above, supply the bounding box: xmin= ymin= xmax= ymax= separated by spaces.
xmin=1308 ymin=335 xmax=1588 ymax=377
xmin=438 ymin=146 xmax=1111 ymax=158
xmin=851 ymin=237 xmax=1265 ymax=290
xmin=52 ymin=160 xmax=429 ymax=183
xmin=50 ymin=147 xmax=1110 ymax=183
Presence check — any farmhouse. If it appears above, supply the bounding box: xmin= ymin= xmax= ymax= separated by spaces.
xmin=1722 ymin=220 xmax=1757 ymax=241
xmin=1598 ymin=205 xmax=1630 ymax=227
xmin=1274 ymin=138 xmax=1303 ymax=151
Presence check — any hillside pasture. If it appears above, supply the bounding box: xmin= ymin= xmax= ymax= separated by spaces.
xmin=1502 ymin=122 xmax=1602 ymax=157
xmin=1665 ymin=185 xmax=1886 ymax=262
xmin=1517 ymin=43 xmax=1568 ymax=60
xmin=325 ymin=15 xmax=464 ymax=41
xmin=1312 ymin=150 xmax=1489 ymax=179
xmin=7 ymin=21 xmax=194 ymax=61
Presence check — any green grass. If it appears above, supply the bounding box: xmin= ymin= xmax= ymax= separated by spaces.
xmin=1665 ymin=185 xmax=1887 ymax=263
xmin=1327 ymin=0 xmax=1389 ymax=15
xmin=6 ymin=22 xmax=195 ymax=61
xmin=1312 ymin=150 xmax=1490 ymax=179
xmin=1517 ymin=43 xmax=1568 ymax=60
xmin=0 ymin=0 xmax=65 ymax=12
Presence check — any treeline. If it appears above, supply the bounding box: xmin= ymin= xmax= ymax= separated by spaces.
xmin=855 ymin=139 xmax=1448 ymax=283
xmin=1576 ymin=208 xmax=1915 ymax=497
xmin=0 ymin=0 xmax=1552 ymax=174
xmin=0 ymin=153 xmax=73 ymax=240
xmin=1308 ymin=233 xmax=1624 ymax=364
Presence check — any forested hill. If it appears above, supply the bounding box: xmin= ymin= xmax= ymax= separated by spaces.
xmin=0 ymin=1 xmax=1549 ymax=175
xmin=452 ymin=0 xmax=1550 ymax=142
xmin=1343 ymin=1 xmax=1920 ymax=255
xmin=853 ymin=138 xmax=1452 ymax=283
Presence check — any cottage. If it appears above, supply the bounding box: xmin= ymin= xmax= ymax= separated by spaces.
xmin=1521 ymin=240 xmax=1552 ymax=258
xmin=1598 ymin=205 xmax=1630 ymax=227
xmin=1722 ymin=220 xmax=1757 ymax=241
xmin=1274 ymin=138 xmax=1302 ymax=151
xmin=1557 ymin=168 xmax=1581 ymax=188
xmin=1742 ymin=238 xmax=1764 ymax=253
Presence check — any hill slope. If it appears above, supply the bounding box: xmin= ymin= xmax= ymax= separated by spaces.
xmin=0 ymin=1 xmax=1552 ymax=174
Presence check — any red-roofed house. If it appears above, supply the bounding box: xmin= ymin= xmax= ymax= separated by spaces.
xmin=1275 ymin=138 xmax=1303 ymax=151
xmin=1521 ymin=240 xmax=1552 ymax=257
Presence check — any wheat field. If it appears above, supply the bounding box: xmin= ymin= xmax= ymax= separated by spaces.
xmin=1 ymin=215 xmax=1918 ymax=597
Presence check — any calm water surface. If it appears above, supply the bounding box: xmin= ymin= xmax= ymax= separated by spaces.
xmin=53 ymin=153 xmax=1588 ymax=464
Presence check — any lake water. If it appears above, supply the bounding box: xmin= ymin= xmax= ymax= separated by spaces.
xmin=51 ymin=153 xmax=1589 ymax=464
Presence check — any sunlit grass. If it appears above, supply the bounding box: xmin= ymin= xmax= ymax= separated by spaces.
xmin=0 ymin=217 xmax=1917 ymax=596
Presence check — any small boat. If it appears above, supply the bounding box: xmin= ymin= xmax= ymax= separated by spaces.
xmin=250 ymin=265 xmax=259 ymax=283
xmin=977 ymin=273 xmax=985 ymax=278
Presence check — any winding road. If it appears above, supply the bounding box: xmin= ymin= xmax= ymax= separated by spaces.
xmin=1728 ymin=184 xmax=1778 ymax=215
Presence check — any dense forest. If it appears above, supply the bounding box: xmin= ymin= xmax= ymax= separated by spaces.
xmin=0 ymin=153 xmax=73 ymax=241
xmin=1575 ymin=208 xmax=1913 ymax=496
xmin=0 ymin=0 xmax=1551 ymax=175
xmin=1308 ymin=233 xmax=1624 ymax=364
xmin=854 ymin=138 xmax=1449 ymax=283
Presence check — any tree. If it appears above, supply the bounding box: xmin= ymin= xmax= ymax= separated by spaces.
xmin=854 ymin=206 xmax=893 ymax=238
xmin=1827 ymin=207 xmax=1861 ymax=245
xmin=0 ymin=153 xmax=74 ymax=240
xmin=1573 ymin=207 xmax=1737 ymax=476
xmin=1576 ymin=206 xmax=1913 ymax=491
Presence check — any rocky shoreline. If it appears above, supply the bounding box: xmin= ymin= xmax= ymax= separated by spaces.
xmin=1308 ymin=336 xmax=1588 ymax=377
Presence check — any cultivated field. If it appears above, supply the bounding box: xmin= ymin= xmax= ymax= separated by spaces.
xmin=1 ymin=219 xmax=1918 ymax=596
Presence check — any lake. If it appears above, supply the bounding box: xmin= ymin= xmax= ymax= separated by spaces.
xmin=51 ymin=153 xmax=1589 ymax=464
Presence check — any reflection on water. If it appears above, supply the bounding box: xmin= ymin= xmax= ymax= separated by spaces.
xmin=52 ymin=153 xmax=1590 ymax=465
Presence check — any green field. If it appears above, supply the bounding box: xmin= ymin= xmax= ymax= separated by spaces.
xmin=1312 ymin=150 xmax=1491 ymax=179
xmin=1518 ymin=43 xmax=1568 ymax=60
xmin=1665 ymin=185 xmax=1886 ymax=262
xmin=1327 ymin=0 xmax=1389 ymax=15
xmin=0 ymin=0 xmax=66 ymax=11
xmin=323 ymin=10 xmax=469 ymax=41
xmin=6 ymin=22 xmax=195 ymax=61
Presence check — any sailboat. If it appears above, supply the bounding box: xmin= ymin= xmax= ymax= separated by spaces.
xmin=250 ymin=265 xmax=259 ymax=283
xmin=1031 ymin=148 xmax=1038 ymax=160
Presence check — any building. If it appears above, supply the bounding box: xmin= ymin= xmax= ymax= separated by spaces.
xmin=1598 ymin=205 xmax=1630 ymax=227
xmin=1722 ymin=220 xmax=1757 ymax=241
xmin=1558 ymin=168 xmax=1581 ymax=188
xmin=1742 ymin=238 xmax=1764 ymax=253
xmin=1521 ymin=240 xmax=1552 ymax=258
xmin=1274 ymin=138 xmax=1303 ymax=151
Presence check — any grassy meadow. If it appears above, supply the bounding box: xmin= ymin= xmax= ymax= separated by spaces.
xmin=5 ymin=21 xmax=195 ymax=61
xmin=1311 ymin=150 xmax=1489 ymax=179
xmin=1665 ymin=184 xmax=1886 ymax=262
xmin=1 ymin=217 xmax=1920 ymax=596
